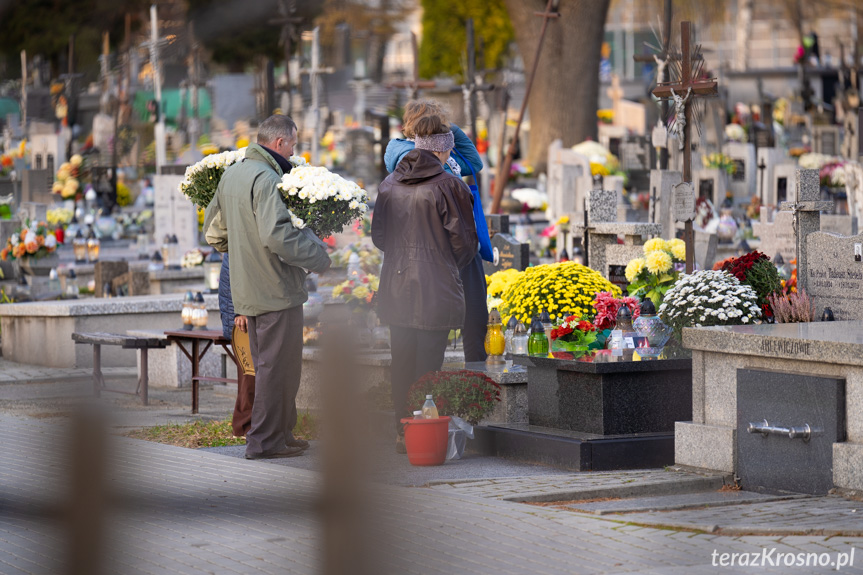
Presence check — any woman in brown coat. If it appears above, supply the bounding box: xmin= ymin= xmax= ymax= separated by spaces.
xmin=372 ymin=115 xmax=478 ymax=451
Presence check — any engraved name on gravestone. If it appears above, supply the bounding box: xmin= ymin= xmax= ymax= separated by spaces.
xmin=673 ymin=182 xmax=695 ymax=222
xmin=804 ymin=232 xmax=863 ymax=320
xmin=482 ymin=232 xmax=529 ymax=276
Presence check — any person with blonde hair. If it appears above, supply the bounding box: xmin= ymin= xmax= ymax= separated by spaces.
xmin=373 ymin=113 xmax=478 ymax=453
xmin=384 ymin=99 xmax=493 ymax=365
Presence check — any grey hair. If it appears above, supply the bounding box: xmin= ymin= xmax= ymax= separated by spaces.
xmin=257 ymin=115 xmax=298 ymax=145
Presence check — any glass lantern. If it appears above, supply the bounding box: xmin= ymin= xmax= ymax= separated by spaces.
xmin=203 ymin=250 xmax=222 ymax=293
xmin=86 ymin=226 xmax=100 ymax=262
xmin=181 ymin=291 xmax=195 ymax=330
xmin=633 ymin=299 xmax=672 ymax=347
xmin=528 ymin=316 xmax=549 ymax=357
xmin=511 ymin=321 xmax=528 ymax=355
xmin=73 ymin=229 xmax=87 ymax=263
xmin=64 ymin=269 xmax=79 ymax=297
xmin=193 ymin=292 xmax=209 ymax=330
xmin=484 ymin=309 xmax=506 ymax=364
xmin=160 ymin=235 xmax=171 ymax=267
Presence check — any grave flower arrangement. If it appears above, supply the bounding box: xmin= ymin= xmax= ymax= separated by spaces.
xmin=724 ymin=123 xmax=747 ymax=143
xmin=486 ymin=268 xmax=523 ymax=311
xmin=592 ymin=291 xmax=640 ymax=331
xmin=702 ymin=152 xmax=737 ymax=176
xmin=659 ymin=269 xmax=762 ymax=344
xmin=407 ymin=370 xmax=501 ymax=425
xmin=624 ymin=238 xmax=685 ymax=308
xmin=277 ymin=165 xmax=369 ymax=238
xmin=768 ymin=287 xmax=814 ymax=323
xmin=0 ymin=221 xmax=58 ymax=261
xmin=499 ymin=262 xmax=621 ymax=325
xmin=332 ymin=274 xmax=379 ymax=311
xmin=178 ymin=147 xmax=248 ymax=207
xmin=819 ymin=161 xmax=847 ymax=188
xmin=549 ymin=315 xmax=598 ymax=357
xmin=719 ymin=250 xmax=782 ymax=319
xmin=52 ymin=154 xmax=86 ymax=200
xmin=180 ymin=248 xmax=205 ymax=268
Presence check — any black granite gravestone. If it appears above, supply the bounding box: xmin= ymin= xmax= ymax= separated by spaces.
xmin=608 ymin=264 xmax=628 ymax=292
xmin=482 ymin=232 xmax=529 ymax=276
xmin=737 ymin=369 xmax=845 ymax=495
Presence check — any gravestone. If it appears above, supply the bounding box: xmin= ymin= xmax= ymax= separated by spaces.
xmin=482 ymin=214 xmax=530 ymax=276
xmin=693 ymin=168 xmax=726 ymax=206
xmin=153 ymin=173 xmax=198 ymax=258
xmin=547 ymin=140 xmax=592 ymax=223
xmin=572 ymin=190 xmax=660 ymax=283
xmin=29 ymin=133 xmax=65 ymax=176
xmin=813 ymin=125 xmax=841 ymax=156
xmin=20 ymin=170 xmax=53 ymax=204
xmin=694 ymin=231 xmax=718 ymax=270
xmin=756 ymin=148 xmax=790 ymax=207
xmin=598 ymin=124 xmax=627 ymax=159
xmin=804 ymin=232 xmax=863 ymax=320
xmin=772 ymin=164 xmax=798 ymax=205
xmin=112 ymin=270 xmax=151 ymax=297
xmin=95 ymin=261 xmax=129 ymax=298
xmin=345 ymin=128 xmax=378 ymax=189
xmin=649 ymin=169 xmax=682 ymax=240
xmin=820 ymin=215 xmax=858 ymax=237
xmin=751 ymin=208 xmax=796 ymax=263
xmin=781 ymin=169 xmax=833 ymax=296
xmin=620 ymin=138 xmax=652 ymax=172
xmin=91 ymin=113 xmax=115 ymax=153
xmin=0 ymin=218 xmax=20 ymax=279
xmin=725 ymin=142 xmax=757 ymax=205
xmin=18 ymin=202 xmax=48 ymax=224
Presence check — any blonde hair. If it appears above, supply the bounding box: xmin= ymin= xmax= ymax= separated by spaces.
xmin=402 ymin=99 xmax=450 ymax=139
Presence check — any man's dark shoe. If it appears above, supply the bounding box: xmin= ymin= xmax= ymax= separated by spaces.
xmin=285 ymin=437 xmax=310 ymax=450
xmin=244 ymin=446 xmax=304 ymax=460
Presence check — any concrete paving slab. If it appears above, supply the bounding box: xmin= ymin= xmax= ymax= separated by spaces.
xmin=565 ymin=490 xmax=812 ymax=515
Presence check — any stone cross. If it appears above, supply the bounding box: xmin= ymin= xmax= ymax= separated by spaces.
xmin=652 ymin=21 xmax=718 ymax=273
xmin=780 ymin=169 xmax=833 ymax=295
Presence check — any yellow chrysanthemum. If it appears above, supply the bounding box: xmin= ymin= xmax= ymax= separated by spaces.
xmin=643 ymin=238 xmax=668 ymax=254
xmin=645 ymin=250 xmax=673 ymax=274
xmin=667 ymin=238 xmax=686 ymax=261
xmin=625 ymin=258 xmax=646 ymax=282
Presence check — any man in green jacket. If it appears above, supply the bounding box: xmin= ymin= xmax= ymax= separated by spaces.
xmin=204 ymin=115 xmax=331 ymax=459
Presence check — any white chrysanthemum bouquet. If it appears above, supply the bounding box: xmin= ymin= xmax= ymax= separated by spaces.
xmin=277 ymin=166 xmax=369 ymax=238
xmin=178 ymin=148 xmax=247 ymax=207
xmin=659 ymin=269 xmax=762 ymax=344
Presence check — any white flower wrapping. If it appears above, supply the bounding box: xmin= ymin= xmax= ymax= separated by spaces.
xmin=659 ymin=270 xmax=761 ymax=339
xmin=276 ymin=165 xmax=368 ymax=236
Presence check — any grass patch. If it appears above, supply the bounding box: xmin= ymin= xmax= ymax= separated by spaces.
xmin=126 ymin=412 xmax=319 ymax=449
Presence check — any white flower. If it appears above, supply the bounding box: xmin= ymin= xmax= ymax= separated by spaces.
xmin=742 ymin=316 xmax=749 ymax=323
xmin=44 ymin=234 xmax=57 ymax=249
xmin=23 ymin=231 xmax=36 ymax=245
xmin=349 ymin=200 xmax=359 ymax=210
xmin=291 ymin=215 xmax=305 ymax=229
xmin=10 ymin=233 xmax=18 ymax=246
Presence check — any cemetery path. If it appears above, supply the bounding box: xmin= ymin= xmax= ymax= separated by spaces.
xmin=2 ymin=414 xmax=862 ymax=575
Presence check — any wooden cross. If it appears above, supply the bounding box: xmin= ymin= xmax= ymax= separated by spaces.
xmin=651 ymin=21 xmax=718 ymax=273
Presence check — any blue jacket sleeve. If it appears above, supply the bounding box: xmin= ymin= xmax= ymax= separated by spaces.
xmin=384 ymin=139 xmax=415 ymax=173
xmin=450 ymin=125 xmax=483 ymax=176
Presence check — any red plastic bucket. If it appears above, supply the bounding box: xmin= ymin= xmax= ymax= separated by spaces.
xmin=400 ymin=416 xmax=450 ymax=466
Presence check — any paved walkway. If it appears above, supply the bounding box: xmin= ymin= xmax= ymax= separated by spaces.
xmin=2 ymin=414 xmax=862 ymax=574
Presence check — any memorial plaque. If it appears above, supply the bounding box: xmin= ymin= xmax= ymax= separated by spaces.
xmin=673 ymin=182 xmax=695 ymax=222
xmin=482 ymin=232 xmax=529 ymax=276
xmin=731 ymin=159 xmax=746 ymax=182
xmin=607 ymin=264 xmax=628 ymax=292
xmin=805 ymin=231 xmax=863 ymax=320
xmin=651 ymin=122 xmax=667 ymax=150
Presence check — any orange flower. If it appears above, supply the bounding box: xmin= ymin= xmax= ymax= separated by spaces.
xmin=25 ymin=241 xmax=38 ymax=254
xmin=14 ymin=244 xmax=25 ymax=258
xmin=36 ymin=235 xmax=44 ymax=247
xmin=0 ymin=155 xmax=12 ymax=168
xmin=0 ymin=248 xmax=8 ymax=260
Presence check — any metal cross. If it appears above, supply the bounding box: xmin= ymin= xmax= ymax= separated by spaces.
xmin=651 ymin=21 xmax=718 ymax=273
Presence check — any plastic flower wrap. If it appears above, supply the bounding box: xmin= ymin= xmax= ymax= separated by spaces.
xmin=499 ymin=262 xmax=621 ymax=325
xmin=0 ymin=221 xmax=58 ymax=261
xmin=177 ymin=147 xmax=248 ymax=207
xmin=549 ymin=315 xmax=597 ymax=357
xmin=659 ymin=269 xmax=762 ymax=344
xmin=625 ymin=238 xmax=685 ymax=308
xmin=277 ymin=164 xmax=368 ymax=238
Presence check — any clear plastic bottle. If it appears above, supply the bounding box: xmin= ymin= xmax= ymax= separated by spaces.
xmin=421 ymin=395 xmax=439 ymax=419
xmin=412 ymin=410 xmax=424 ymax=420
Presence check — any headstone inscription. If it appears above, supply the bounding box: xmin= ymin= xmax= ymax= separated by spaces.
xmin=672 ymin=181 xmax=696 ymax=222
xmin=804 ymin=231 xmax=863 ymax=320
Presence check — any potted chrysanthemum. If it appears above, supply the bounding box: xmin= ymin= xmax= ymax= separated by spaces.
xmin=625 ymin=237 xmax=685 ymax=308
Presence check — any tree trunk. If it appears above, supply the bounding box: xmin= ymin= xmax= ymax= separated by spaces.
xmin=504 ymin=0 xmax=611 ymax=172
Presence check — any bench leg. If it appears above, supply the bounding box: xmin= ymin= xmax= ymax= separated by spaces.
xmin=192 ymin=340 xmax=199 ymax=414
xmin=93 ymin=344 xmax=104 ymax=398
xmin=139 ymin=349 xmax=149 ymax=406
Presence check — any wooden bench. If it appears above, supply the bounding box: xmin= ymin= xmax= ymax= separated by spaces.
xmin=71 ymin=332 xmax=172 ymax=405
xmin=164 ymin=330 xmax=239 ymax=414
